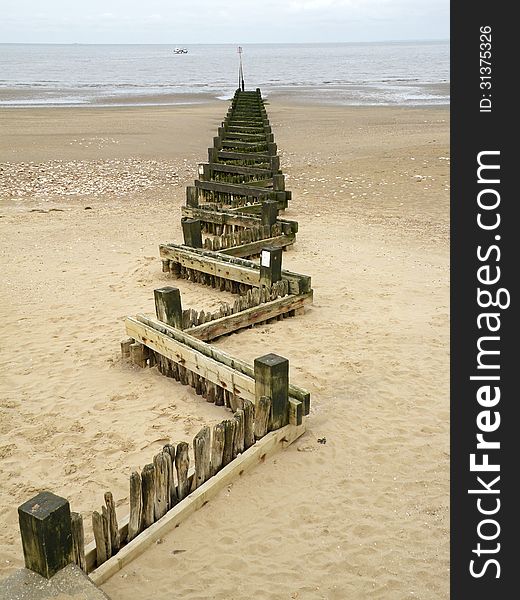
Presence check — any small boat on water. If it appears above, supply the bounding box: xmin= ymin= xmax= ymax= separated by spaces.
xmin=173 ymin=48 xmax=188 ymax=54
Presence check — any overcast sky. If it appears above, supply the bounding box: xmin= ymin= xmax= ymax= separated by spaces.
xmin=1 ymin=0 xmax=449 ymax=44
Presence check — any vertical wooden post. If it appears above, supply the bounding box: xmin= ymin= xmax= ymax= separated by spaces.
xmin=92 ymin=511 xmax=107 ymax=567
xmin=193 ymin=426 xmax=211 ymax=490
xmin=211 ymin=422 xmax=225 ymax=476
xmin=141 ymin=464 xmax=155 ymax=529
xmin=273 ymin=174 xmax=285 ymax=191
xmin=198 ymin=163 xmax=211 ymax=181
xmin=181 ymin=218 xmax=203 ymax=248
xmin=259 ymin=247 xmax=282 ymax=287
xmin=70 ymin=512 xmax=85 ymax=572
xmin=104 ymin=492 xmax=120 ymax=555
xmin=233 ymin=409 xmax=245 ymax=457
xmin=243 ymin=399 xmax=255 ymax=450
xmin=175 ymin=442 xmax=190 ymax=501
xmin=120 ymin=338 xmax=133 ymax=359
xmin=222 ymin=419 xmax=236 ymax=466
xmin=154 ymin=286 xmax=183 ymax=329
xmin=254 ymin=396 xmax=271 ymax=440
xmin=153 ymin=452 xmax=168 ymax=521
xmin=129 ymin=342 xmax=146 ymax=368
xmin=261 ymin=199 xmax=278 ymax=228
xmin=254 ymin=354 xmax=289 ymax=430
xmin=128 ymin=471 xmax=142 ymax=542
xmin=208 ymin=147 xmax=219 ymax=162
xmin=163 ymin=444 xmax=178 ymax=508
xmin=186 ymin=186 xmax=199 ymax=207
xmin=18 ymin=491 xmax=73 ymax=579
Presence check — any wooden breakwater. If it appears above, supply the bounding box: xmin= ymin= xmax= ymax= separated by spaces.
xmin=16 ymin=89 xmax=313 ymax=586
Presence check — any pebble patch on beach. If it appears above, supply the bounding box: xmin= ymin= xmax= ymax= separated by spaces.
xmin=0 ymin=158 xmax=195 ymax=200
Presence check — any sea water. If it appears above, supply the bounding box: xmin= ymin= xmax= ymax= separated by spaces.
xmin=0 ymin=41 xmax=449 ymax=107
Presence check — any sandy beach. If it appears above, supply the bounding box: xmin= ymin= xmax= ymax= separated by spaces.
xmin=0 ymin=101 xmax=449 ymax=599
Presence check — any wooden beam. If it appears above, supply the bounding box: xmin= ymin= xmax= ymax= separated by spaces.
xmin=181 ymin=206 xmax=298 ymax=234
xmin=208 ymin=163 xmax=273 ymax=176
xmin=221 ymin=131 xmax=265 ymax=140
xmin=195 ymin=180 xmax=272 ymax=198
xmin=222 ymin=141 xmax=268 ymax=152
xmin=126 ymin=316 xmax=303 ymax=421
xmin=219 ymin=234 xmax=295 ymax=258
xmin=218 ymin=150 xmax=270 ymax=161
xmin=125 ymin=317 xmax=256 ymax=401
xmin=188 ymin=291 xmax=313 ymax=340
xmin=224 ymin=132 xmax=267 ymax=141
xmin=159 ymin=244 xmax=311 ymax=294
xmin=134 ymin=314 xmax=310 ymax=415
xmin=159 ymin=243 xmax=260 ymax=286
xmin=88 ymin=422 xmax=305 ymax=585
xmin=182 ymin=206 xmax=260 ymax=227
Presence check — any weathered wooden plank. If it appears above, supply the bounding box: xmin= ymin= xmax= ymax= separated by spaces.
xmin=134 ymin=313 xmax=310 ymax=414
xmin=222 ymin=139 xmax=268 ymax=149
xmin=159 ymin=243 xmax=310 ymax=294
xmin=195 ymin=180 xmax=272 ymax=198
xmin=182 ymin=206 xmax=298 ymax=234
xmin=159 ymin=244 xmax=260 ymax=287
xmin=88 ymin=423 xmax=305 ymax=585
xmin=208 ymin=163 xmax=273 ymax=176
xmin=218 ymin=150 xmax=270 ymax=161
xmin=188 ymin=291 xmax=312 ymax=341
xmin=219 ymin=234 xmax=295 ymax=258
xmin=125 ymin=317 xmax=256 ymax=401
xmin=239 ymin=178 xmax=273 ymax=188
xmin=224 ymin=132 xmax=267 ymax=142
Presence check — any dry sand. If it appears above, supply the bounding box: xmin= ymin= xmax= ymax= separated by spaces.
xmin=0 ymin=101 xmax=449 ymax=599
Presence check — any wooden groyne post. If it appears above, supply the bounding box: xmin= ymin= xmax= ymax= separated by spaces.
xmin=260 ymin=247 xmax=283 ymax=287
xmin=181 ymin=217 xmax=202 ymax=248
xmin=254 ymin=353 xmax=289 ymax=430
xmin=154 ymin=286 xmax=183 ymax=329
xmin=18 ymin=491 xmax=73 ymax=579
